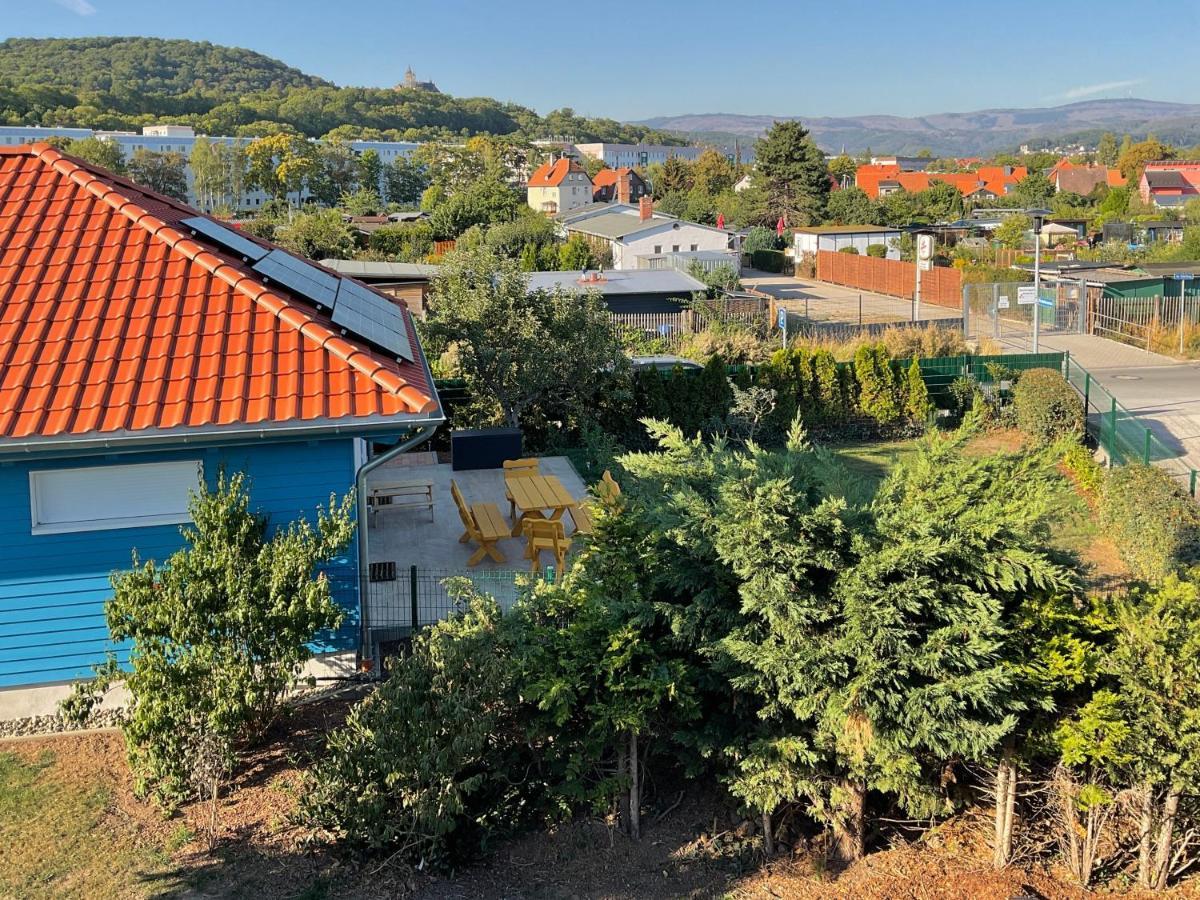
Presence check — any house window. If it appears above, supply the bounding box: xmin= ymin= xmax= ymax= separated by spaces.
xmin=654 ymin=245 xmax=662 ymax=254
xmin=29 ymin=459 xmax=201 ymax=535
xmin=672 ymin=244 xmax=679 ymax=252
xmin=690 ymin=244 xmax=698 ymax=251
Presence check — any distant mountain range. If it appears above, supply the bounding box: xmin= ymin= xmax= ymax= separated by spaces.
xmin=633 ymin=99 xmax=1200 ymax=156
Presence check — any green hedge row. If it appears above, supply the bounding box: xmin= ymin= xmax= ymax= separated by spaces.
xmin=1101 ymin=465 xmax=1200 ymax=582
xmin=750 ymin=249 xmax=786 ymax=273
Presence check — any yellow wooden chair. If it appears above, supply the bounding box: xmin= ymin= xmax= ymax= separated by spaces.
xmin=595 ymin=469 xmax=622 ymax=507
xmin=503 ymin=457 xmax=542 ymax=521
xmin=450 ymin=480 xmax=509 ymax=566
xmin=523 ymin=517 xmax=570 ymax=573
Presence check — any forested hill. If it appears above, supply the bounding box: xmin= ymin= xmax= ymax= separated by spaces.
xmin=0 ymin=37 xmax=328 ymax=96
xmin=0 ymin=36 xmax=681 ymax=146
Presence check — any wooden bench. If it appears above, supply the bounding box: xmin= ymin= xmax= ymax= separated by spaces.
xmin=451 ymin=480 xmax=509 ymax=566
xmin=369 ymin=480 xmax=434 ymax=524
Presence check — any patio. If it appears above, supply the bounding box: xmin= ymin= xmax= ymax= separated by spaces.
xmin=362 ymin=453 xmax=590 ymax=636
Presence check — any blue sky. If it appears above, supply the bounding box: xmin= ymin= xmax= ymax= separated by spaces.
xmin=10 ymin=0 xmax=1200 ymax=120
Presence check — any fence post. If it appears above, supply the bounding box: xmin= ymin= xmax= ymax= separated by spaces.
xmin=962 ymin=285 xmax=971 ymax=336
xmin=409 ymin=564 xmax=419 ymax=632
xmin=858 ymin=294 xmax=862 ymax=327
xmin=1144 ymin=427 xmax=1152 ymax=464
xmin=1084 ymin=371 xmax=1091 ymax=413
xmin=1109 ymin=399 xmax=1117 ymax=457
xmin=1191 ymin=469 xmax=1197 ymax=498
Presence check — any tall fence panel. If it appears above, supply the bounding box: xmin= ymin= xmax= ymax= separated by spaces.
xmin=1088 ymin=294 xmax=1200 ymax=356
xmin=816 ymin=251 xmax=962 ymax=309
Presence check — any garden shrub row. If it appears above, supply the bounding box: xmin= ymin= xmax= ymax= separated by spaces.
xmin=1100 ymin=465 xmax=1200 ymax=582
xmin=749 ymin=248 xmax=786 ymax=272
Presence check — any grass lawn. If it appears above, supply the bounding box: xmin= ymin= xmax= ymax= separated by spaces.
xmin=0 ymin=737 xmax=185 ymax=899
xmin=830 ymin=437 xmax=922 ymax=496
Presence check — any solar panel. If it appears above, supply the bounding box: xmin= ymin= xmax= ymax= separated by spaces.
xmin=180 ymin=216 xmax=269 ymax=262
xmin=252 ymin=250 xmax=340 ymax=310
xmin=331 ymin=279 xmax=414 ymax=361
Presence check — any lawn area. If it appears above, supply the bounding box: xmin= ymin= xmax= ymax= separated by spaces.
xmin=0 ymin=735 xmax=185 ymax=899
xmin=830 ymin=437 xmax=922 ymax=496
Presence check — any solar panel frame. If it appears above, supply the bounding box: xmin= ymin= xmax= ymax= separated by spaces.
xmin=251 ymin=250 xmax=340 ymax=310
xmin=180 ymin=216 xmax=269 ymax=262
xmin=331 ymin=279 xmax=414 ymax=361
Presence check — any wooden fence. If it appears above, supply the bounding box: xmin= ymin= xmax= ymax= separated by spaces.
xmin=816 ymin=251 xmax=962 ymax=309
xmin=432 ymin=239 xmax=457 ymax=256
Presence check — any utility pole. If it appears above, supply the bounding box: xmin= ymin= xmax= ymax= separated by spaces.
xmin=1029 ymin=209 xmax=1050 ymax=353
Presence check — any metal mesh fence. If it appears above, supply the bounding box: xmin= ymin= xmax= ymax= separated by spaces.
xmin=1063 ymin=357 xmax=1198 ymax=496
xmin=964 ymin=281 xmax=1081 ymax=342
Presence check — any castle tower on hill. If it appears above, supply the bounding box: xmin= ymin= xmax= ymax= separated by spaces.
xmin=400 ymin=66 xmax=440 ymax=93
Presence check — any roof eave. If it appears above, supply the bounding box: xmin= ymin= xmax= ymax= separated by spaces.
xmin=0 ymin=410 xmax=447 ymax=460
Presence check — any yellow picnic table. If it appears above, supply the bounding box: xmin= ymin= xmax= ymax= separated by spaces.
xmin=505 ymin=473 xmax=576 ymax=536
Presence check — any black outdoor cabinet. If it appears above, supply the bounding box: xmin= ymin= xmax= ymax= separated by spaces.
xmin=451 ymin=427 xmax=523 ymax=471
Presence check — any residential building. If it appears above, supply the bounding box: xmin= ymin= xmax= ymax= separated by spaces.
xmin=0 ymin=143 xmax=442 ymax=708
xmin=793 ymin=225 xmax=902 ymax=259
xmin=559 ymin=198 xmax=740 ymax=270
xmin=1139 ymin=161 xmax=1200 ymax=208
xmin=0 ymin=124 xmax=421 ymax=209
xmin=526 ymin=268 xmax=707 ymax=314
xmin=591 ymin=167 xmax=649 ymax=204
xmin=574 ymin=142 xmax=703 ymax=168
xmin=527 ymin=157 xmax=594 ymax=215
xmin=1046 ymin=158 xmax=1125 ymax=194
xmin=321 ymin=259 xmax=440 ymax=316
xmin=856 ymin=163 xmax=1027 ymax=199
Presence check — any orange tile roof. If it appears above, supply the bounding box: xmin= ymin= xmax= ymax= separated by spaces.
xmin=591 ymin=167 xmax=639 ymax=188
xmin=529 ymin=157 xmax=588 ymax=187
xmin=0 ymin=143 xmax=437 ymax=447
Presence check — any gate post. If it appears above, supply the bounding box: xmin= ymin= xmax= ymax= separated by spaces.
xmin=1084 ymin=372 xmax=1091 ymax=414
xmin=962 ymin=285 xmax=971 ymax=336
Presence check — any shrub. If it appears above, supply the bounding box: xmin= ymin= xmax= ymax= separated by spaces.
xmin=300 ymin=586 xmax=528 ymax=862
xmin=742 ymin=225 xmax=778 ymax=255
xmin=1100 ymin=465 xmax=1200 ymax=582
xmin=838 ymin=245 xmax=859 ymax=254
xmin=853 ymin=342 xmax=903 ymax=424
xmin=750 ymin=249 xmax=786 ymax=273
xmin=1012 ymin=368 xmax=1084 ymax=444
xmin=63 ymin=472 xmax=354 ymax=809
xmin=865 ymin=243 xmax=888 ymax=258
xmin=1061 ymin=443 xmax=1104 ymax=496
xmin=904 ymin=358 xmax=932 ymax=425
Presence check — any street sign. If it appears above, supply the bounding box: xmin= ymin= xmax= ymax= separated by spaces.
xmin=1016 ymin=286 xmax=1037 ymax=305
xmin=1175 ymin=273 xmax=1196 ymax=281
xmin=1039 ymin=298 xmax=1054 ymax=309
xmin=777 ymin=307 xmax=787 ymax=329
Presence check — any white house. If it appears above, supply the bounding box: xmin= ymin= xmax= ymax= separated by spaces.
xmin=527 ymin=158 xmax=594 ymax=215
xmin=793 ymin=225 xmax=902 ymax=259
xmin=561 ymin=198 xmax=740 ymax=270
xmin=574 ymin=142 xmax=704 ymax=169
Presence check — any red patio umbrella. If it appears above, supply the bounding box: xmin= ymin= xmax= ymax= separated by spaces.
xmin=776 ymin=216 xmax=785 ymax=236
xmin=716 ymin=213 xmax=725 ymax=230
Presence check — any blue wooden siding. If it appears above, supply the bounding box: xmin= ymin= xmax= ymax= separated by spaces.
xmin=0 ymin=438 xmax=360 ymax=688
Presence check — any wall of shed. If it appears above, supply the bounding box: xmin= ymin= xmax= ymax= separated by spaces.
xmin=0 ymin=437 xmax=360 ymax=689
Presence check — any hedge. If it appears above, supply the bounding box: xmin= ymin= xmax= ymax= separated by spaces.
xmin=1012 ymin=368 xmax=1084 ymax=445
xmin=750 ymin=249 xmax=786 ymax=273
xmin=1100 ymin=465 xmax=1200 ymax=582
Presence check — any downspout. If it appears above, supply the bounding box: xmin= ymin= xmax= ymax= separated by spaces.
xmin=355 ymin=422 xmax=440 ymax=669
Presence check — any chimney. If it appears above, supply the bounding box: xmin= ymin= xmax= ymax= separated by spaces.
xmin=616 ymin=171 xmax=631 ymax=204
xmin=639 ymin=195 xmax=653 ymax=221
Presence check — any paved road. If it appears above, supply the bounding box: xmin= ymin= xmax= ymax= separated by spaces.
xmin=741 ymin=271 xmax=961 ymax=325
xmin=1002 ymin=332 xmax=1200 ymax=474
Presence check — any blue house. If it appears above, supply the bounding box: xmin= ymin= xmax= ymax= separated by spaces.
xmin=0 ymin=144 xmax=443 ymax=706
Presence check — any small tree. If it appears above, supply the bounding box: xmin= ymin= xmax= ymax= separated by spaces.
xmin=273 ymin=208 xmax=358 ymax=260
xmin=424 ymin=247 xmax=623 ymax=429
xmin=64 ymin=472 xmax=353 ymax=809
xmin=904 ymin=358 xmax=932 ymax=425
xmin=126 ymin=149 xmax=189 ymax=202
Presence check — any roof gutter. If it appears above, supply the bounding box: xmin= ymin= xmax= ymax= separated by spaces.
xmin=354 ymin=422 xmax=439 ymax=668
